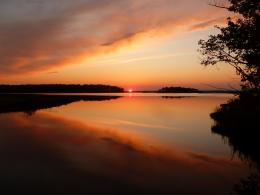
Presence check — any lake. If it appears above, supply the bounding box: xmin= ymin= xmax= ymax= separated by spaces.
xmin=0 ymin=93 xmax=252 ymax=194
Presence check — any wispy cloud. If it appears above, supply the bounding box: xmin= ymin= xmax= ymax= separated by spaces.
xmin=0 ymin=0 xmax=229 ymax=75
xmin=97 ymin=52 xmax=196 ymax=65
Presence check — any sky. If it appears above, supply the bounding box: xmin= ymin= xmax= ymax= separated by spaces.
xmin=0 ymin=0 xmax=240 ymax=90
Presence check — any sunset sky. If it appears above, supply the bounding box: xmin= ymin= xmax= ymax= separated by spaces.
xmin=0 ymin=0 xmax=240 ymax=90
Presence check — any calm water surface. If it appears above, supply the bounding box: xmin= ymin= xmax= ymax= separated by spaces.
xmin=0 ymin=93 xmax=252 ymax=194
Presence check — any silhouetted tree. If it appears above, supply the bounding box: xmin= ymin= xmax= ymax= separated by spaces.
xmin=0 ymin=84 xmax=124 ymax=93
xmin=158 ymin=86 xmax=200 ymax=93
xmin=198 ymin=0 xmax=260 ymax=89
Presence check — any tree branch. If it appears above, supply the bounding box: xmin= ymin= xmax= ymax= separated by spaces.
xmin=208 ymin=3 xmax=229 ymax=9
xmin=220 ymin=49 xmax=248 ymax=65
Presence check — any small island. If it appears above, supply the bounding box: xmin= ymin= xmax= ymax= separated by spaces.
xmin=158 ymin=87 xmax=200 ymax=93
xmin=0 ymin=84 xmax=124 ymax=93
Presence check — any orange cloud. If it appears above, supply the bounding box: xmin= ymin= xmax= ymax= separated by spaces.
xmin=0 ymin=0 xmax=230 ymax=76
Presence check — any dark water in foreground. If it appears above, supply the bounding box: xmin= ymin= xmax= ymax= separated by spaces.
xmin=0 ymin=93 xmax=253 ymax=194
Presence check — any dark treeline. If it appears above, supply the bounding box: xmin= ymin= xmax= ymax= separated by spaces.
xmin=0 ymin=84 xmax=124 ymax=93
xmin=211 ymin=91 xmax=260 ymax=165
xmin=210 ymin=90 xmax=260 ymax=194
xmin=199 ymin=1 xmax=260 ymax=193
xmin=158 ymin=86 xmax=238 ymax=93
xmin=158 ymin=87 xmax=200 ymax=93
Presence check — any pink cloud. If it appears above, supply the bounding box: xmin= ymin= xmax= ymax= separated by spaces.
xmin=0 ymin=0 xmax=230 ymax=75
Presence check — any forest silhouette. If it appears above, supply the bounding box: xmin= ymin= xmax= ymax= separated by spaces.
xmin=0 ymin=84 xmax=124 ymax=93
xmin=199 ymin=0 xmax=260 ymax=193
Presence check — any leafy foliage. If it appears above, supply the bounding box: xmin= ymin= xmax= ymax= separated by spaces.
xmin=199 ymin=0 xmax=260 ymax=89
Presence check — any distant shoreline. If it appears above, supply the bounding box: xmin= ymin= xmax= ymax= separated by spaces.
xmin=0 ymin=84 xmax=239 ymax=94
xmin=0 ymin=91 xmax=238 ymax=94
xmin=135 ymin=90 xmax=238 ymax=94
xmin=0 ymin=84 xmax=124 ymax=93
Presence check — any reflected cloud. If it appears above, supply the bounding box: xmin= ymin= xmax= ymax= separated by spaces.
xmin=0 ymin=111 xmax=247 ymax=194
xmin=188 ymin=152 xmax=241 ymax=167
xmin=101 ymin=118 xmax=173 ymax=130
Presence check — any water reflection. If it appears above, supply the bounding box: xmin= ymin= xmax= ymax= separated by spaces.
xmin=0 ymin=93 xmax=251 ymax=194
xmin=53 ymin=95 xmax=234 ymax=157
xmin=0 ymin=94 xmax=121 ymax=114
xmin=0 ymin=112 xmax=246 ymax=194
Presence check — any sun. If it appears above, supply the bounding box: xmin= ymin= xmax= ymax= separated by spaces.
xmin=128 ymin=89 xmax=133 ymax=93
